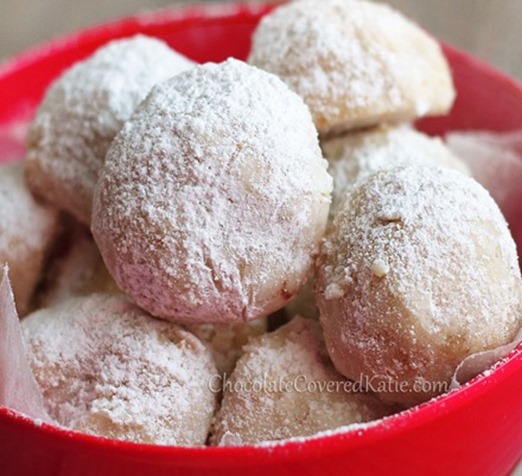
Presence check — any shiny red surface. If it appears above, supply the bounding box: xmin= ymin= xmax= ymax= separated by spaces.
xmin=1 ymin=3 xmax=522 ymax=475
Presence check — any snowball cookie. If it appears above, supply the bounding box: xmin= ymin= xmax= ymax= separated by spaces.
xmin=291 ymin=126 xmax=468 ymax=318
xmin=248 ymin=0 xmax=455 ymax=135
xmin=211 ymin=317 xmax=390 ymax=445
xmin=92 ymin=58 xmax=332 ymax=324
xmin=22 ymin=294 xmax=218 ymax=445
xmin=187 ymin=317 xmax=267 ymax=375
xmin=35 ymin=222 xmax=119 ymax=309
xmin=316 ymin=165 xmax=522 ymax=406
xmin=323 ymin=125 xmax=469 ymax=218
xmin=25 ymin=35 xmax=195 ymax=224
xmin=0 ymin=163 xmax=59 ymax=316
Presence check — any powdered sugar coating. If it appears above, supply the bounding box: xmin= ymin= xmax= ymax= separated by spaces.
xmin=316 ymin=165 xmax=522 ymax=405
xmin=22 ymin=294 xmax=218 ymax=445
xmin=92 ymin=58 xmax=332 ymax=324
xmin=249 ymin=0 xmax=455 ymax=134
xmin=323 ymin=125 xmax=470 ymax=219
xmin=288 ymin=126 xmax=468 ymax=319
xmin=0 ymin=163 xmax=59 ymax=315
xmin=211 ymin=317 xmax=390 ymax=445
xmin=25 ymin=35 xmax=194 ymax=224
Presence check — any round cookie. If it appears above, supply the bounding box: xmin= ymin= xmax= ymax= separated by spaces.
xmin=92 ymin=58 xmax=332 ymax=325
xmin=22 ymin=294 xmax=218 ymax=445
xmin=316 ymin=165 xmax=522 ymax=406
xmin=211 ymin=317 xmax=390 ymax=445
xmin=25 ymin=35 xmax=194 ymax=224
xmin=323 ymin=125 xmax=469 ymax=218
xmin=288 ymin=126 xmax=468 ymax=319
xmin=0 ymin=163 xmax=60 ymax=316
xmin=249 ymin=0 xmax=455 ymax=135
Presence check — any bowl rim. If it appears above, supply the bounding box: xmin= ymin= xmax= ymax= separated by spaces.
xmin=1 ymin=1 xmax=522 ymax=467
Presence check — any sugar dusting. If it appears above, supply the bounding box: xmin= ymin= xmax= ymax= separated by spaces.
xmin=22 ymin=294 xmax=218 ymax=445
xmin=212 ymin=317 xmax=390 ymax=445
xmin=250 ymin=0 xmax=398 ymax=120
xmin=249 ymin=0 xmax=455 ymax=132
xmin=320 ymin=164 xmax=520 ymax=337
xmin=1 ymin=4 xmax=519 ymax=449
xmin=323 ymin=125 xmax=469 ymax=218
xmin=25 ymin=35 xmax=195 ymax=223
xmin=316 ymin=164 xmax=522 ymax=405
xmin=93 ymin=58 xmax=332 ymax=324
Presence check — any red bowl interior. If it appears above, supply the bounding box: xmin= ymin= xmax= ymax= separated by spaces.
xmin=1 ymin=3 xmax=522 ymax=476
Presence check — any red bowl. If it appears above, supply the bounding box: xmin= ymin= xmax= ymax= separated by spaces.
xmin=1 ymin=3 xmax=522 ymax=475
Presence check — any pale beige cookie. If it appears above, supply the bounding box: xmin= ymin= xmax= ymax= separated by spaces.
xmin=290 ymin=125 xmax=468 ymax=318
xmin=316 ymin=165 xmax=522 ymax=406
xmin=187 ymin=317 xmax=267 ymax=375
xmin=35 ymin=221 xmax=119 ymax=309
xmin=92 ymin=59 xmax=332 ymax=325
xmin=25 ymin=35 xmax=194 ymax=224
xmin=22 ymin=294 xmax=218 ymax=445
xmin=0 ymin=163 xmax=59 ymax=316
xmin=323 ymin=125 xmax=469 ymax=219
xmin=249 ymin=0 xmax=455 ymax=135
xmin=211 ymin=317 xmax=390 ymax=445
